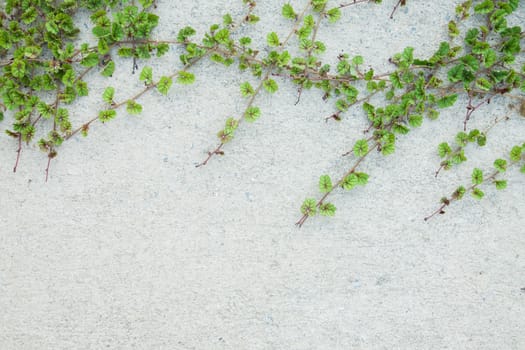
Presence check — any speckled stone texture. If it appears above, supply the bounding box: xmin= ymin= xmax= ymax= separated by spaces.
xmin=1 ymin=0 xmax=524 ymax=349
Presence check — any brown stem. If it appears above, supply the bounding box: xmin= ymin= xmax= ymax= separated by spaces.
xmin=13 ymin=133 xmax=22 ymax=173
xmin=339 ymin=0 xmax=377 ymax=9
xmin=424 ymin=202 xmax=447 ymax=221
xmin=389 ymin=0 xmax=406 ymax=19
xmin=195 ymin=143 xmax=224 ymax=168
xmin=45 ymin=153 xmax=52 ymax=182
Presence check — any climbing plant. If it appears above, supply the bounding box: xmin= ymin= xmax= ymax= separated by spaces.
xmin=1 ymin=0 xmax=523 ymax=226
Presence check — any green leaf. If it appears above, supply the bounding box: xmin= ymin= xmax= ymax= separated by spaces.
xmin=493 ymin=158 xmax=507 ymax=172
xmin=81 ymin=53 xmax=99 ymax=67
xmin=448 ymin=21 xmax=460 ymax=38
xmin=408 ymin=114 xmax=423 ymax=127
xmin=461 ymin=55 xmax=480 ymax=72
xmin=352 ymin=56 xmax=364 ymax=65
xmin=355 ymin=172 xmax=369 ymax=185
xmin=471 ymin=188 xmax=485 ymax=200
xmin=102 ymin=87 xmax=115 ymax=104
xmin=245 ymin=106 xmax=261 ymax=122
xmin=76 ymin=81 xmax=89 ymax=96
xmin=353 ymin=139 xmax=369 ymax=157
xmin=437 ymin=94 xmax=458 ymax=108
xmin=139 ymin=66 xmax=153 ymax=85
xmin=390 ymin=72 xmax=403 ymax=89
xmin=157 ymin=76 xmax=173 ymax=95
xmin=101 ymin=60 xmax=115 ymax=77
xmin=223 ymin=14 xmax=233 ymax=26
xmin=240 ymin=82 xmax=254 ymax=97
xmin=483 ymin=49 xmax=497 ymax=68
xmin=224 ymin=117 xmax=238 ymax=133
xmin=214 ymin=28 xmax=230 ymax=45
xmin=177 ymin=71 xmax=195 ymax=84
xmin=510 ymin=146 xmax=522 ymax=162
xmin=472 ymin=168 xmax=483 ymax=185
xmin=342 ymin=173 xmax=358 ymax=190
xmin=382 ymin=142 xmax=396 ymax=156
xmin=263 ymin=79 xmax=278 ymax=93
xmin=438 ymin=142 xmax=452 ymax=158
xmin=282 ymin=4 xmax=296 ymax=19
xmin=521 ymin=164 xmax=525 ymax=174
xmin=455 ymin=132 xmax=469 ymax=147
xmin=393 ymin=123 xmax=410 ymax=135
xmin=126 ymin=100 xmax=142 ymax=115
xmin=474 ymin=0 xmax=494 ymax=14
xmin=494 ymin=180 xmax=507 ymax=190
xmin=319 ymin=175 xmax=332 ymax=193
xmin=475 ymin=77 xmax=492 ymax=91
xmin=99 ymin=109 xmax=116 ymax=122
xmin=300 ymin=198 xmax=317 ymax=216
xmin=447 ymin=64 xmax=464 ymax=83
xmin=177 ymin=26 xmax=196 ymax=42
xmin=267 ymin=32 xmax=280 ymax=47
xmin=11 ymin=59 xmax=25 ymax=78
xmin=319 ymin=203 xmax=336 ymax=216
xmin=326 ymin=8 xmax=341 ymax=23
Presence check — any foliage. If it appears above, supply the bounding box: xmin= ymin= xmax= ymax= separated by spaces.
xmin=1 ymin=0 xmax=524 ymax=226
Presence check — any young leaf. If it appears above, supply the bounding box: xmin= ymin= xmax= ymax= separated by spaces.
xmin=140 ymin=66 xmax=153 ymax=85
xmin=263 ymin=79 xmax=278 ymax=93
xmin=157 ymin=76 xmax=173 ymax=95
xmin=267 ymin=32 xmax=280 ymax=47
xmin=240 ymin=82 xmax=254 ymax=97
xmin=355 ymin=172 xmax=369 ymax=185
xmin=99 ymin=109 xmax=116 ymax=122
xmin=493 ymin=159 xmax=507 ymax=172
xmin=245 ymin=106 xmax=261 ymax=122
xmin=438 ymin=142 xmax=452 ymax=158
xmin=326 ymin=8 xmax=341 ymax=23
xmin=474 ymin=0 xmax=494 ymax=14
xmin=101 ymin=60 xmax=115 ymax=77
xmin=437 ymin=94 xmax=458 ymax=108
xmin=472 ymin=168 xmax=483 ymax=185
xmin=471 ymin=188 xmax=485 ymax=200
xmin=319 ymin=175 xmax=332 ymax=193
xmin=509 ymin=146 xmax=522 ymax=162
xmin=177 ymin=71 xmax=195 ymax=84
xmin=494 ymin=180 xmax=507 ymax=190
xmin=300 ymin=198 xmax=317 ymax=216
xmin=282 ymin=4 xmax=296 ymax=19
xmin=126 ymin=100 xmax=142 ymax=115
xmin=353 ymin=139 xmax=369 ymax=157
xmin=319 ymin=203 xmax=336 ymax=216
xmin=342 ymin=173 xmax=358 ymax=190
xmin=102 ymin=87 xmax=115 ymax=104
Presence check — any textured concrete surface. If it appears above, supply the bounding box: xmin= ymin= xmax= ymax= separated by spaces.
xmin=1 ymin=0 xmax=524 ymax=349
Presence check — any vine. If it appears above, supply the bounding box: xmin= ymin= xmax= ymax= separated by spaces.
xmin=1 ymin=0 xmax=524 ymax=226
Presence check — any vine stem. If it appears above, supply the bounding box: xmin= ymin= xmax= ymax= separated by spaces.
xmin=197 ymin=2 xmax=312 ymax=167
xmin=425 ymin=164 xmax=515 ymax=221
xmin=13 ymin=134 xmax=22 ymax=173
xmin=464 ymin=93 xmax=493 ymax=131
xmin=389 ymin=0 xmax=406 ymax=19
xmin=66 ymin=54 xmax=206 ymax=140
xmin=339 ymin=0 xmax=378 ymax=9
xmin=196 ymin=68 xmax=272 ymax=167
xmin=296 ymin=141 xmax=379 ymax=227
xmin=434 ymin=113 xmax=510 ymax=177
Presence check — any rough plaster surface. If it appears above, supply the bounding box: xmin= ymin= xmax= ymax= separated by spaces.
xmin=1 ymin=0 xmax=524 ymax=349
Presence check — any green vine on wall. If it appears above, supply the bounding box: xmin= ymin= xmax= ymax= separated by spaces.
xmin=1 ymin=0 xmax=524 ymax=226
